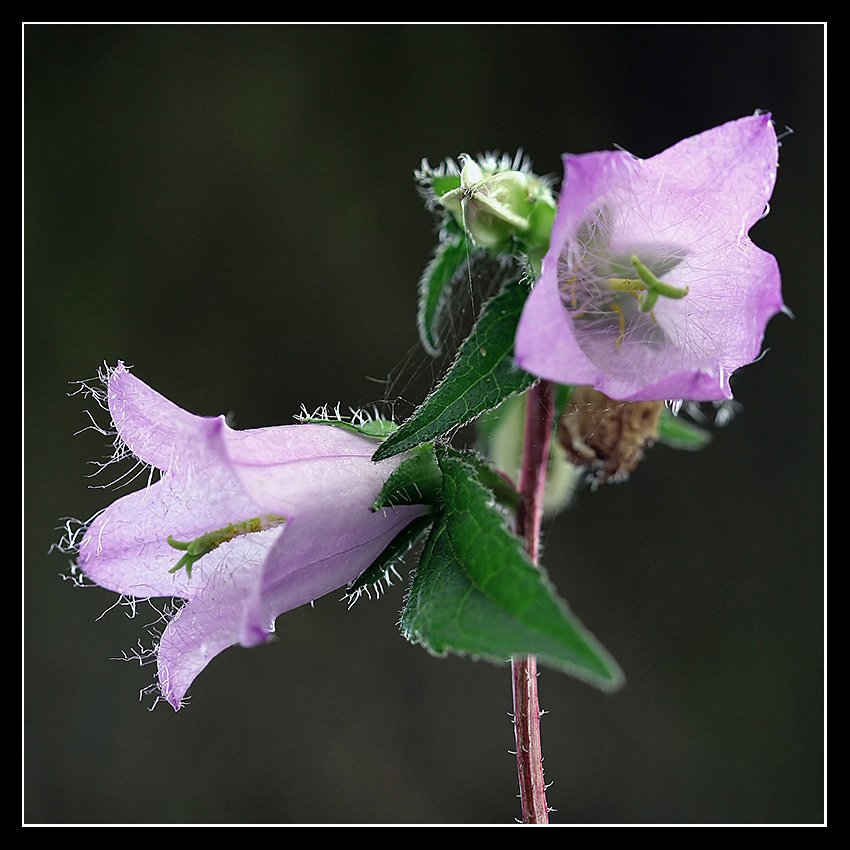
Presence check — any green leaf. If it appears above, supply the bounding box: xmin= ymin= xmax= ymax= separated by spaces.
xmin=372 ymin=444 xmax=444 ymax=510
xmin=400 ymin=448 xmax=624 ymax=690
xmin=374 ymin=279 xmax=536 ymax=461
xmin=298 ymin=414 xmax=397 ymax=440
xmin=417 ymin=231 xmax=474 ymax=355
xmin=431 ymin=174 xmax=462 ymax=198
xmin=657 ymin=409 xmax=713 ymax=450
xmin=450 ymin=447 xmax=522 ymax=514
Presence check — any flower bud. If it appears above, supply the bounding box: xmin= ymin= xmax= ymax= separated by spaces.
xmin=437 ymin=154 xmax=556 ymax=260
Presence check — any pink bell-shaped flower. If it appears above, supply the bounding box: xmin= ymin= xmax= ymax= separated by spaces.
xmin=78 ymin=364 xmax=425 ymax=708
xmin=514 ymin=114 xmax=785 ymax=401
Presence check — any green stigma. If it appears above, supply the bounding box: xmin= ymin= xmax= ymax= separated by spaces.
xmin=167 ymin=514 xmax=287 ymax=578
xmin=603 ymin=255 xmax=689 ymax=314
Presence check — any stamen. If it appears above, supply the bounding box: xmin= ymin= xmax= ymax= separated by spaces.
xmin=610 ymin=302 xmax=626 ymax=349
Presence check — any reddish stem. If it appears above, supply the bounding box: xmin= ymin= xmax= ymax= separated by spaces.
xmin=511 ymin=379 xmax=553 ymax=824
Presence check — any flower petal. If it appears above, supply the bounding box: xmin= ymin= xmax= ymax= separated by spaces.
xmin=78 ymin=471 xmax=264 ymax=598
xmin=220 ymin=423 xmax=383 ymax=515
xmin=219 ymin=422 xmax=427 ymax=645
xmin=239 ymin=502 xmax=426 ymax=647
xmin=107 ymin=363 xmax=226 ymax=473
xmin=156 ymin=533 xmax=280 ymax=708
xmin=80 ymin=367 xmax=267 ymax=599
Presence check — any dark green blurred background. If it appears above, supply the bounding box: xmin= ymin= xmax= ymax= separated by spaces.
xmin=24 ymin=24 xmax=824 ymax=824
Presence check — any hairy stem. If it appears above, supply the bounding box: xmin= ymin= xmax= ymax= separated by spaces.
xmin=511 ymin=378 xmax=553 ymax=823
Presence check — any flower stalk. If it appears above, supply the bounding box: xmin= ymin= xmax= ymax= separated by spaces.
xmin=511 ymin=378 xmax=554 ymax=823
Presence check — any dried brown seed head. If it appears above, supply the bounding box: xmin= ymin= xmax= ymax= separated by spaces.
xmin=558 ymin=386 xmax=663 ymax=484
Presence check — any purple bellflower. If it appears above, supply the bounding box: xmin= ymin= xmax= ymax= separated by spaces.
xmin=514 ymin=114 xmax=785 ymax=401
xmin=77 ymin=364 xmax=425 ymax=709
